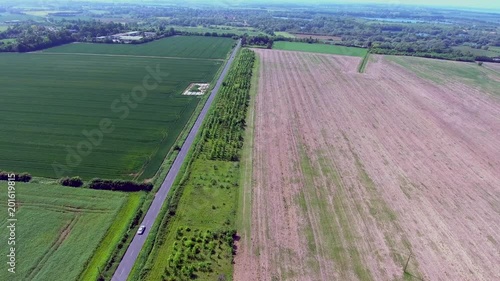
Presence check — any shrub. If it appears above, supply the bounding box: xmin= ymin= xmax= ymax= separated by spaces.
xmin=59 ymin=176 xmax=84 ymax=187
xmin=88 ymin=178 xmax=153 ymax=192
xmin=0 ymin=171 xmax=32 ymax=182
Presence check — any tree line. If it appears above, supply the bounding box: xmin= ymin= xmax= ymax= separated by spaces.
xmin=0 ymin=20 xmax=130 ymax=52
xmin=58 ymin=176 xmax=152 ymax=192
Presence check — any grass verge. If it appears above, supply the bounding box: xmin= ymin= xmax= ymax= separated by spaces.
xmin=357 ymin=51 xmax=371 ymax=73
xmin=79 ymin=192 xmax=145 ymax=280
xmin=236 ymin=52 xmax=260 ymax=249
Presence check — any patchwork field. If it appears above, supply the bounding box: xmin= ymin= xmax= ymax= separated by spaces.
xmin=0 ymin=36 xmax=234 ymax=179
xmin=234 ymin=50 xmax=500 ymax=280
xmin=43 ymin=36 xmax=235 ymax=59
xmin=0 ymin=182 xmax=142 ymax=281
xmin=273 ymin=41 xmax=367 ymax=57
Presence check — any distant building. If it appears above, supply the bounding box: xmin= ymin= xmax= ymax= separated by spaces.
xmin=95 ymin=31 xmax=156 ymax=44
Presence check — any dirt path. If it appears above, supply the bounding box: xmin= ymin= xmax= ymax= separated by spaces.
xmin=234 ymin=50 xmax=500 ymax=281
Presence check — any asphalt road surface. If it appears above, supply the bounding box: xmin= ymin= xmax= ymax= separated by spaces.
xmin=111 ymin=40 xmax=241 ymax=281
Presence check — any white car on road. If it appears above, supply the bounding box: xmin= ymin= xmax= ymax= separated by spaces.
xmin=137 ymin=225 xmax=146 ymax=235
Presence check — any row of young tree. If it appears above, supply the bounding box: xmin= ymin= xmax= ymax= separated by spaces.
xmin=199 ymin=49 xmax=256 ymax=162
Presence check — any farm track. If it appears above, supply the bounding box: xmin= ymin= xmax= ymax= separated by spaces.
xmin=35 ymin=51 xmax=225 ymax=61
xmin=234 ymin=50 xmax=500 ymax=280
xmin=19 ymin=202 xmax=113 ymax=214
xmin=26 ymin=215 xmax=80 ymax=280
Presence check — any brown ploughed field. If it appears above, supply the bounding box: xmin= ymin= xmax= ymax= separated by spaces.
xmin=234 ymin=50 xmax=500 ymax=281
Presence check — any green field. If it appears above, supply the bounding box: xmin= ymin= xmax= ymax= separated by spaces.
xmin=0 ymin=36 xmax=234 ymax=179
xmin=273 ymin=41 xmax=368 ymax=57
xmin=0 ymin=182 xmax=141 ymax=281
xmin=452 ymin=45 xmax=500 ymax=58
xmin=44 ymin=36 xmax=235 ymax=59
xmin=388 ymin=56 xmax=500 ymax=95
xmin=0 ymin=25 xmax=8 ymax=31
xmin=0 ymin=12 xmax=43 ymax=22
xmin=489 ymin=46 xmax=500 ymax=52
xmin=0 ymin=38 xmax=15 ymax=43
xmin=275 ymin=31 xmax=296 ymax=38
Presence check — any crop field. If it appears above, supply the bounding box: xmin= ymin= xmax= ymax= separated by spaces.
xmin=388 ymin=55 xmax=500 ymax=95
xmin=275 ymin=31 xmax=296 ymax=38
xmin=43 ymin=36 xmax=235 ymax=59
xmin=0 ymin=182 xmax=141 ymax=281
xmin=234 ymin=50 xmax=500 ymax=280
xmin=0 ymin=12 xmax=43 ymax=22
xmin=452 ymin=45 xmax=500 ymax=58
xmin=273 ymin=41 xmax=367 ymax=57
xmin=0 ymin=36 xmax=234 ymax=179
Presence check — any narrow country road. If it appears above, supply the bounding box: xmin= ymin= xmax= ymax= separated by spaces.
xmin=111 ymin=40 xmax=241 ymax=281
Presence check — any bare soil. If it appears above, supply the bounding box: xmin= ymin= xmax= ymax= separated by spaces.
xmin=234 ymin=50 xmax=500 ymax=281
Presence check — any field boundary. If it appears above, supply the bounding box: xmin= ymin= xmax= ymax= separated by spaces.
xmin=236 ymin=50 xmax=260 ymax=249
xmin=358 ymin=51 xmax=371 ymax=73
